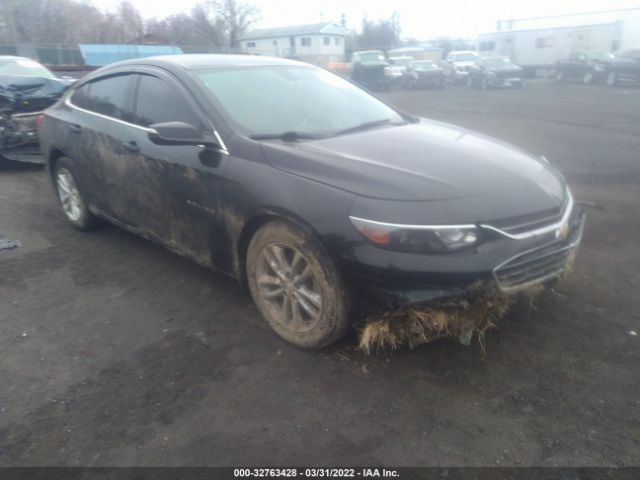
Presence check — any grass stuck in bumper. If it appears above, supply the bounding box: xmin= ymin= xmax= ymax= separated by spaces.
xmin=358 ymin=283 xmax=547 ymax=354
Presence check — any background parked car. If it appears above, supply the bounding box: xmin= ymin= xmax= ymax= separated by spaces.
xmin=605 ymin=48 xmax=640 ymax=86
xmin=555 ymin=51 xmax=614 ymax=84
xmin=0 ymin=56 xmax=73 ymax=163
xmin=467 ymin=56 xmax=525 ymax=89
xmin=443 ymin=50 xmax=479 ymax=84
xmin=350 ymin=50 xmax=389 ymax=91
xmin=402 ymin=60 xmax=445 ymax=89
xmin=385 ymin=56 xmax=413 ymax=86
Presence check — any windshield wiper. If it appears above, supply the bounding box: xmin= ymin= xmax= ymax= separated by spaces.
xmin=332 ymin=118 xmax=397 ymax=136
xmin=249 ymin=131 xmax=321 ymax=141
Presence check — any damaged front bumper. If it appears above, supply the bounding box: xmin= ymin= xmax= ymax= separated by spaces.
xmin=0 ymin=111 xmax=44 ymax=163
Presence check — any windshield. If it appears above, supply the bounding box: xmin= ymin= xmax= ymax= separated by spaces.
xmin=197 ymin=66 xmax=404 ymax=137
xmin=0 ymin=59 xmax=56 ymax=79
xmin=356 ymin=52 xmax=385 ymax=62
xmin=452 ymin=53 xmax=477 ymax=62
xmin=484 ymin=57 xmax=513 ymax=67
xmin=412 ymin=61 xmax=437 ymax=71
xmin=585 ymin=51 xmax=614 ymax=61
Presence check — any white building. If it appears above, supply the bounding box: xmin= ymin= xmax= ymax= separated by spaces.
xmin=240 ymin=22 xmax=347 ymax=66
xmin=478 ymin=7 xmax=640 ymax=74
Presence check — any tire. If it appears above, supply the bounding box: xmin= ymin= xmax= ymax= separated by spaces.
xmin=54 ymin=157 xmax=98 ymax=231
xmin=246 ymin=220 xmax=350 ymax=349
xmin=606 ymin=72 xmax=618 ymax=87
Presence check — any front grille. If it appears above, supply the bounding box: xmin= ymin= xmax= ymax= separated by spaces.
xmin=494 ymin=212 xmax=584 ymax=291
xmin=494 ymin=241 xmax=573 ymax=290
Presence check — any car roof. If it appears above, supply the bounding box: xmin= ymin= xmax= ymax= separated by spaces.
xmin=102 ymin=54 xmax=308 ymax=71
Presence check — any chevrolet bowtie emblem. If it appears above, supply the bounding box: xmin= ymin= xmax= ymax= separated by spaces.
xmin=556 ymin=223 xmax=569 ymax=240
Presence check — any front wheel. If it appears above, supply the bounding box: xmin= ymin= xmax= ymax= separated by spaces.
xmin=246 ymin=220 xmax=351 ymax=349
xmin=54 ymin=158 xmax=98 ymax=230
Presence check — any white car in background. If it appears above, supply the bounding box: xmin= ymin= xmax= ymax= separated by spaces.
xmin=385 ymin=56 xmax=413 ymax=85
xmin=444 ymin=50 xmax=480 ymax=83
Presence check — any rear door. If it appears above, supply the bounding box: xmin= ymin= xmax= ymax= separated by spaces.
xmin=67 ymin=73 xmax=137 ymax=221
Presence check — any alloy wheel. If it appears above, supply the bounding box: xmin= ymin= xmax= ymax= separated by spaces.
xmin=56 ymin=168 xmax=83 ymax=222
xmin=255 ymin=243 xmax=322 ymax=333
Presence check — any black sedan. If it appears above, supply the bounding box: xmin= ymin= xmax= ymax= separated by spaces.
xmin=555 ymin=51 xmax=614 ymax=84
xmin=605 ymin=49 xmax=640 ymax=87
xmin=402 ymin=60 xmax=445 ymax=89
xmin=467 ymin=56 xmax=524 ymax=89
xmin=39 ymin=55 xmax=584 ymax=348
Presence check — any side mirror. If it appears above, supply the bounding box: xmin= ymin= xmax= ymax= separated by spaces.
xmin=148 ymin=121 xmax=217 ymax=147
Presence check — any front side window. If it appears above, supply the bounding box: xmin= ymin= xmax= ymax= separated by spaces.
xmin=79 ymin=75 xmax=134 ymax=121
xmin=197 ymin=65 xmax=403 ymax=137
xmin=131 ymin=74 xmax=202 ymax=129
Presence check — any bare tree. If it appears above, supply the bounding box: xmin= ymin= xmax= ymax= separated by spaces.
xmin=207 ymin=0 xmax=259 ymax=48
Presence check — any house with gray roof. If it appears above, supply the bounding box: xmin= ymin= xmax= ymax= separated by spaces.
xmin=239 ymin=22 xmax=347 ymax=65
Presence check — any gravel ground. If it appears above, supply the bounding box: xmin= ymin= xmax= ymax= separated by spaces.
xmin=0 ymin=80 xmax=639 ymax=467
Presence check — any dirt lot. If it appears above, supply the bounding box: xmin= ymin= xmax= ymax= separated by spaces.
xmin=0 ymin=80 xmax=639 ymax=467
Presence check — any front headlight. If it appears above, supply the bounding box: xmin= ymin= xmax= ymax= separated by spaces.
xmin=349 ymin=216 xmax=481 ymax=253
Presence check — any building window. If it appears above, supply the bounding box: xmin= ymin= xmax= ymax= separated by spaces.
xmin=535 ymin=37 xmax=553 ymax=48
xmin=335 ymin=37 xmax=341 ymax=46
xmin=479 ymin=41 xmax=495 ymax=51
xmin=324 ymin=37 xmax=330 ymax=46
xmin=300 ymin=37 xmax=311 ymax=46
xmin=246 ymin=41 xmax=256 ymax=48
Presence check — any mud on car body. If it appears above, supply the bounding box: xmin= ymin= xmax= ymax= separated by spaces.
xmin=0 ymin=56 xmax=73 ymax=163
xmin=39 ymin=54 xmax=584 ymax=349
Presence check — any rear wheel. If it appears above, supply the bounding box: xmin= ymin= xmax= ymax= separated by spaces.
xmin=54 ymin=158 xmax=98 ymax=230
xmin=246 ymin=220 xmax=350 ymax=349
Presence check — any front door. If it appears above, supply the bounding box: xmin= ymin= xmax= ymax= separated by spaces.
xmin=126 ymin=70 xmax=228 ymax=266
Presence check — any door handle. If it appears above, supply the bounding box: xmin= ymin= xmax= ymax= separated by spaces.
xmin=68 ymin=123 xmax=82 ymax=133
xmin=122 ymin=140 xmax=140 ymax=153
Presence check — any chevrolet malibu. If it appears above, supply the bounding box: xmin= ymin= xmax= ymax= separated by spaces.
xmin=39 ymin=55 xmax=584 ymax=349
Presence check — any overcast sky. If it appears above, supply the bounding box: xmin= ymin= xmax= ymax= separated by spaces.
xmin=96 ymin=0 xmax=640 ymax=38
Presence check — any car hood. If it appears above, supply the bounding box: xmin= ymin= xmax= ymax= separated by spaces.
xmin=453 ymin=61 xmax=476 ymax=68
xmin=260 ymin=119 xmax=566 ymax=221
xmin=487 ymin=65 xmax=522 ymax=74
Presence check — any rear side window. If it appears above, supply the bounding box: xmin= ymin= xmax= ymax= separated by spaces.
xmin=73 ymin=75 xmax=134 ymax=122
xmin=131 ymin=74 xmax=202 ymax=129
